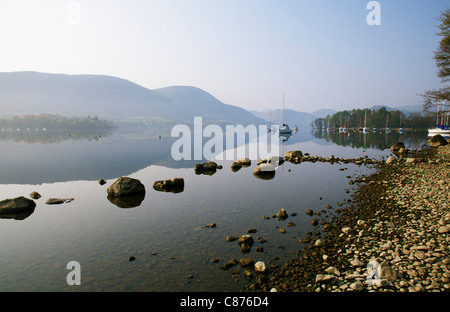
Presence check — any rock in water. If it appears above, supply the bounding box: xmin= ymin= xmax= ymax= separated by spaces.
xmin=0 ymin=196 xmax=36 ymax=220
xmin=238 ymin=235 xmax=254 ymax=246
xmin=231 ymin=161 xmax=243 ymax=172
xmin=29 ymin=192 xmax=41 ymax=199
xmin=252 ymin=163 xmax=276 ymax=180
xmin=45 ymin=198 xmax=74 ymax=205
xmin=153 ymin=177 xmax=184 ymax=193
xmin=428 ymin=134 xmax=448 ymax=147
xmin=236 ymin=158 xmax=251 ymax=167
xmin=107 ymin=177 xmax=146 ymax=197
xmin=277 ymin=209 xmax=288 ymax=220
xmin=194 ymin=161 xmax=219 ymax=175
xmin=284 ymin=151 xmax=303 ymax=163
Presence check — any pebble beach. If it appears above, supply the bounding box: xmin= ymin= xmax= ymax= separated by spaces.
xmin=247 ymin=137 xmax=450 ymax=292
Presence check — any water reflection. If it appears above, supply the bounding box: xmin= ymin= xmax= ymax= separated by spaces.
xmin=107 ymin=193 xmax=145 ymax=208
xmin=313 ymin=129 xmax=428 ymax=150
xmin=0 ymin=128 xmax=113 ymax=144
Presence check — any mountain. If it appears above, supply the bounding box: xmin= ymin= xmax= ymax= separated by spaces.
xmin=152 ymin=86 xmax=264 ymax=124
xmin=311 ymin=108 xmax=338 ymax=118
xmin=0 ymin=71 xmax=265 ymax=125
xmin=250 ymin=109 xmax=316 ymax=128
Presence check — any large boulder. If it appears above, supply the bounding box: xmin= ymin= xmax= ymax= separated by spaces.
xmin=107 ymin=177 xmax=146 ymax=197
xmin=428 ymin=134 xmax=448 ymax=147
xmin=153 ymin=177 xmax=184 ymax=193
xmin=0 ymin=196 xmax=36 ymax=220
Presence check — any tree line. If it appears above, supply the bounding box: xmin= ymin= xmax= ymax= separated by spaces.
xmin=0 ymin=114 xmax=115 ymax=130
xmin=312 ymin=107 xmax=434 ymax=130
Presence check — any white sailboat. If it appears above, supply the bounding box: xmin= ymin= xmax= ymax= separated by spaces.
xmin=398 ymin=114 xmax=405 ymax=134
xmin=428 ymin=100 xmax=450 ymax=137
xmin=385 ymin=114 xmax=391 ymax=133
xmin=362 ymin=109 xmax=369 ymax=133
xmin=279 ymin=95 xmax=292 ymax=135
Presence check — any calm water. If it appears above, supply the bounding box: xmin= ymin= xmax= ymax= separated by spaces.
xmin=0 ymin=127 xmax=428 ymax=292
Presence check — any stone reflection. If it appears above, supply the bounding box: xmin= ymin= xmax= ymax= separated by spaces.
xmin=107 ymin=193 xmax=145 ymax=208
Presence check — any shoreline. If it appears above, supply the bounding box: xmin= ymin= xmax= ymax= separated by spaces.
xmin=246 ymin=139 xmax=450 ymax=292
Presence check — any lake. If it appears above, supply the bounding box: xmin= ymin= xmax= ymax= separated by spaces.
xmin=0 ymin=127 xmax=429 ymax=292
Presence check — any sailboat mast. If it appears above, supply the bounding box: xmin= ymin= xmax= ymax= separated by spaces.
xmin=364 ymin=109 xmax=367 ymax=128
xmin=282 ymin=94 xmax=285 ymax=126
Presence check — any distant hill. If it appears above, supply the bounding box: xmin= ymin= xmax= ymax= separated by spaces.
xmin=311 ymin=108 xmax=338 ymax=118
xmin=152 ymin=86 xmax=264 ymax=124
xmin=370 ymin=104 xmax=423 ymax=116
xmin=0 ymin=71 xmax=266 ymax=125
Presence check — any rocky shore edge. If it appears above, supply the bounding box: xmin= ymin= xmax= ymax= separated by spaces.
xmin=245 ymin=138 xmax=450 ymax=292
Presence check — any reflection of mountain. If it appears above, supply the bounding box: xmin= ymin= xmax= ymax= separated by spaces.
xmin=0 ymin=126 xmax=320 ymax=185
xmin=0 ymin=72 xmax=266 ymax=125
xmin=0 ymin=130 xmax=196 ymax=185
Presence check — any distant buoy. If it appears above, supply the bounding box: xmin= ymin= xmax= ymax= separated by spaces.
xmin=158 ymin=135 xmax=161 ymax=139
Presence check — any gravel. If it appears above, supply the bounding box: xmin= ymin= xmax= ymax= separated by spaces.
xmin=246 ymin=142 xmax=450 ymax=292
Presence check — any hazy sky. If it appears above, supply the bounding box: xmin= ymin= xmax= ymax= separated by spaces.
xmin=0 ymin=0 xmax=448 ymax=113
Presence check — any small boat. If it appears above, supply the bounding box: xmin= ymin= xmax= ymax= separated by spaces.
xmin=398 ymin=114 xmax=405 ymax=134
xmin=279 ymin=124 xmax=292 ymax=134
xmin=362 ymin=109 xmax=369 ymax=133
xmin=279 ymin=95 xmax=292 ymax=135
xmin=428 ymin=100 xmax=449 ymax=137
xmin=385 ymin=114 xmax=391 ymax=133
xmin=428 ymin=126 xmax=450 ymax=137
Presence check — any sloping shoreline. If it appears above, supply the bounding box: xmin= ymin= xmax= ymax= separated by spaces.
xmin=247 ymin=140 xmax=450 ymax=292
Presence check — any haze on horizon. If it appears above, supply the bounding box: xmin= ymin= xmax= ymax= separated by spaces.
xmin=0 ymin=0 xmax=448 ymax=114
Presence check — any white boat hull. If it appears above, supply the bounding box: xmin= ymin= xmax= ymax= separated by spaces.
xmin=428 ymin=127 xmax=450 ymax=137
